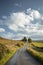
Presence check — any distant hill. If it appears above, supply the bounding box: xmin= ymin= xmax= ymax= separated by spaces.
xmin=33 ymin=40 xmax=43 ymax=42
xmin=0 ymin=37 xmax=11 ymax=40
xmin=0 ymin=37 xmax=5 ymax=40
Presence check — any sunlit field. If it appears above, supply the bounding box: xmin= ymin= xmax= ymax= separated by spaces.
xmin=0 ymin=37 xmax=25 ymax=65
xmin=27 ymin=42 xmax=43 ymax=63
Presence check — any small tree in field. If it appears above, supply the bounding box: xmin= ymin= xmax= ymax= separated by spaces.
xmin=28 ymin=38 xmax=32 ymax=43
xmin=22 ymin=37 xmax=27 ymax=42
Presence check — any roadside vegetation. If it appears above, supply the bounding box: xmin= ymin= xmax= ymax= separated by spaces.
xmin=0 ymin=36 xmax=43 ymax=65
xmin=27 ymin=41 xmax=43 ymax=64
xmin=21 ymin=36 xmax=27 ymax=42
xmin=0 ymin=37 xmax=25 ymax=65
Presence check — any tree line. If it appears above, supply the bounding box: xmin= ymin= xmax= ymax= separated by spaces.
xmin=22 ymin=37 xmax=32 ymax=43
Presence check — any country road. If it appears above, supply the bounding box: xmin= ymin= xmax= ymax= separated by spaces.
xmin=5 ymin=45 xmax=41 ymax=65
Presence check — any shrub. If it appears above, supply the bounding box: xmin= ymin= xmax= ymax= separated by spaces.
xmin=28 ymin=38 xmax=32 ymax=43
xmin=22 ymin=37 xmax=27 ymax=42
xmin=16 ymin=43 xmax=20 ymax=47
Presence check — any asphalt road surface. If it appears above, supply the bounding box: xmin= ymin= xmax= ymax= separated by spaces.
xmin=5 ymin=45 xmax=41 ymax=65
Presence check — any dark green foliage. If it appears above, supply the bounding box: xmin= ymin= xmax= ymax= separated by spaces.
xmin=28 ymin=38 xmax=32 ymax=43
xmin=22 ymin=37 xmax=27 ymax=42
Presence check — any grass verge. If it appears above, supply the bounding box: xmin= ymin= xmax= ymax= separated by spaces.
xmin=26 ymin=42 xmax=43 ymax=64
xmin=0 ymin=47 xmax=18 ymax=65
xmin=0 ymin=42 xmax=25 ymax=65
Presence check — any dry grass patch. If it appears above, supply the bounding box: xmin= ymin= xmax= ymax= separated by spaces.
xmin=0 ymin=38 xmax=25 ymax=65
xmin=27 ymin=42 xmax=43 ymax=63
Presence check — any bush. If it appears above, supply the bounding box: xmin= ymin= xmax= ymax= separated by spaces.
xmin=28 ymin=38 xmax=32 ymax=43
xmin=22 ymin=37 xmax=27 ymax=42
xmin=16 ymin=43 xmax=20 ymax=47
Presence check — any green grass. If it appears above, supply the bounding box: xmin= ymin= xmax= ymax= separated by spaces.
xmin=32 ymin=42 xmax=43 ymax=47
xmin=27 ymin=42 xmax=43 ymax=63
xmin=0 ymin=50 xmax=14 ymax=65
xmin=0 ymin=37 xmax=25 ymax=65
xmin=0 ymin=46 xmax=19 ymax=65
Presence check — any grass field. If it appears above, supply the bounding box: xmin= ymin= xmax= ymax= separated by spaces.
xmin=32 ymin=42 xmax=43 ymax=47
xmin=0 ymin=37 xmax=25 ymax=65
xmin=27 ymin=42 xmax=43 ymax=63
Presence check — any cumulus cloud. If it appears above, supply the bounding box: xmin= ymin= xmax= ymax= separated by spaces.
xmin=7 ymin=12 xmax=34 ymax=32
xmin=27 ymin=8 xmax=41 ymax=19
xmin=0 ymin=28 xmax=5 ymax=32
xmin=9 ymin=24 xmax=18 ymax=32
xmin=7 ymin=11 xmax=43 ymax=34
xmin=0 ymin=8 xmax=43 ymax=40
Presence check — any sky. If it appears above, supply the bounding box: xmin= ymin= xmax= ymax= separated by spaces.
xmin=0 ymin=0 xmax=43 ymax=40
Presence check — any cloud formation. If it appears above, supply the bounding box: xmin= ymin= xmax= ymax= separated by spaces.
xmin=27 ymin=8 xmax=41 ymax=19
xmin=2 ymin=32 xmax=15 ymax=39
xmin=0 ymin=28 xmax=5 ymax=32
xmin=7 ymin=8 xmax=43 ymax=34
xmin=0 ymin=8 xmax=43 ymax=40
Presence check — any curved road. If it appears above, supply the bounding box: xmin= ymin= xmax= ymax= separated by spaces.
xmin=5 ymin=46 xmax=41 ymax=65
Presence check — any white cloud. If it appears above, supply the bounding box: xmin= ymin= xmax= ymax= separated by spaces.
xmin=0 ymin=8 xmax=43 ymax=40
xmin=2 ymin=32 xmax=15 ymax=39
xmin=33 ymin=10 xmax=41 ymax=19
xmin=9 ymin=24 xmax=18 ymax=32
xmin=4 ymin=9 xmax=43 ymax=34
xmin=42 ymin=16 xmax=43 ymax=20
xmin=27 ymin=8 xmax=41 ymax=19
xmin=2 ymin=16 xmax=7 ymax=19
xmin=0 ymin=28 xmax=5 ymax=32
xmin=7 ymin=12 xmax=34 ymax=32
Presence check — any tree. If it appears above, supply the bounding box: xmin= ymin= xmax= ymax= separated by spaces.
xmin=22 ymin=37 xmax=27 ymax=42
xmin=28 ymin=38 xmax=32 ymax=43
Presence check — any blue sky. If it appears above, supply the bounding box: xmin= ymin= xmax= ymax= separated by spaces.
xmin=0 ymin=0 xmax=43 ymax=40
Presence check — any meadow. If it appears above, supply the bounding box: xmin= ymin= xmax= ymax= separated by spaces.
xmin=27 ymin=42 xmax=43 ymax=64
xmin=0 ymin=37 xmax=25 ymax=65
